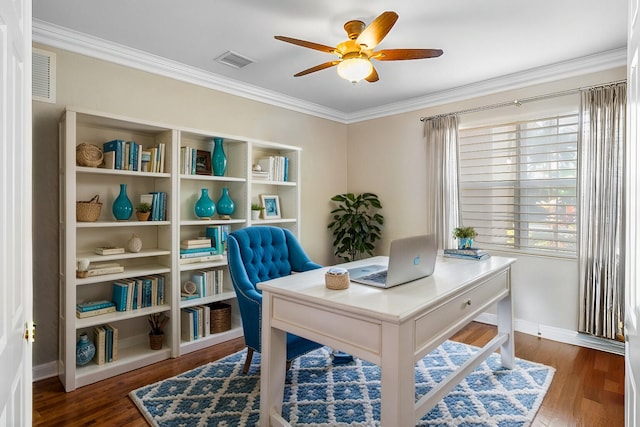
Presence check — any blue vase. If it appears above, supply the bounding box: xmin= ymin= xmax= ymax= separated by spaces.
xmin=212 ymin=137 xmax=227 ymax=177
xmin=458 ymin=238 xmax=473 ymax=249
xmin=216 ymin=187 xmax=235 ymax=217
xmin=112 ymin=183 xmax=133 ymax=221
xmin=76 ymin=333 xmax=95 ymax=366
xmin=194 ymin=188 xmax=216 ymax=219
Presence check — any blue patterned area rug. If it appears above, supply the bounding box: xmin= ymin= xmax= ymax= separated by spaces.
xmin=130 ymin=340 xmax=554 ymax=426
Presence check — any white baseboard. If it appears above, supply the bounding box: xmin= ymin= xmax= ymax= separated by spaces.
xmin=32 ymin=314 xmax=624 ymax=382
xmin=474 ymin=313 xmax=624 ymax=356
xmin=33 ymin=361 xmax=58 ymax=382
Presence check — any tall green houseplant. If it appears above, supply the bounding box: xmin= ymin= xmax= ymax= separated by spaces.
xmin=328 ymin=193 xmax=384 ymax=262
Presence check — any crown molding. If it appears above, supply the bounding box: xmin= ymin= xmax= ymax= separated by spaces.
xmin=33 ymin=19 xmax=625 ymax=125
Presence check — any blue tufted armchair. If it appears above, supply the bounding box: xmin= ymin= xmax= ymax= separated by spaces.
xmin=227 ymin=226 xmax=324 ymax=373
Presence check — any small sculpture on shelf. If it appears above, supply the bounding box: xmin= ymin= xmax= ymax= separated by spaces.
xmin=148 ymin=312 xmax=169 ymax=350
xmin=135 ymin=202 xmax=151 ymax=221
xmin=127 ymin=233 xmax=143 ymax=253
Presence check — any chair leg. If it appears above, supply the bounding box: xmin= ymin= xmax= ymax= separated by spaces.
xmin=286 ymin=359 xmax=292 ymax=371
xmin=243 ymin=347 xmax=254 ymax=374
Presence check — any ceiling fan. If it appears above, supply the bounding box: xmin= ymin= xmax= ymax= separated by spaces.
xmin=274 ymin=11 xmax=443 ymax=84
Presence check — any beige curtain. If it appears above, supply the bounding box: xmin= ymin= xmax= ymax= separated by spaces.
xmin=578 ymin=83 xmax=626 ymax=340
xmin=424 ymin=115 xmax=461 ymax=250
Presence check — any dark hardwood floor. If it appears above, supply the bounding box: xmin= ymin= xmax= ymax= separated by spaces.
xmin=32 ymin=322 xmax=624 ymax=426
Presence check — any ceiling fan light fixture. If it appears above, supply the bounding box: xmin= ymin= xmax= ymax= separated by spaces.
xmin=337 ymin=57 xmax=373 ymax=83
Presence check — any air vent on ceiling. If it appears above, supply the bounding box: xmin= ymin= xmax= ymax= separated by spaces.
xmin=32 ymin=48 xmax=56 ymax=103
xmin=215 ymin=51 xmax=254 ymax=69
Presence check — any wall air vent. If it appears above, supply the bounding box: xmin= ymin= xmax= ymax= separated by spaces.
xmin=32 ymin=48 xmax=56 ymax=103
xmin=215 ymin=51 xmax=254 ymax=69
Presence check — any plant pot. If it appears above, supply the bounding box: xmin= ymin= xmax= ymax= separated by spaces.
xmin=149 ymin=333 xmax=164 ymax=350
xmin=458 ymin=238 xmax=473 ymax=249
xmin=251 ymin=210 xmax=260 ymax=220
xmin=136 ymin=211 xmax=150 ymax=221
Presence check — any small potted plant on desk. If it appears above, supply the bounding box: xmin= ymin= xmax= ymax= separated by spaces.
xmin=135 ymin=202 xmax=152 ymax=221
xmin=453 ymin=226 xmax=477 ymax=249
xmin=251 ymin=203 xmax=264 ymax=220
xmin=148 ymin=313 xmax=169 ymax=350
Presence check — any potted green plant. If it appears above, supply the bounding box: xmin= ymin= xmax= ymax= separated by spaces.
xmin=148 ymin=312 xmax=169 ymax=350
xmin=453 ymin=226 xmax=477 ymax=249
xmin=135 ymin=202 xmax=152 ymax=221
xmin=251 ymin=203 xmax=264 ymax=220
xmin=328 ymin=193 xmax=384 ymax=262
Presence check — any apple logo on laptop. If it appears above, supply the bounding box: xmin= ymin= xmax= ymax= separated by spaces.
xmin=413 ymin=255 xmax=421 ymax=265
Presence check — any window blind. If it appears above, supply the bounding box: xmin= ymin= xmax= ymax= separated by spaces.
xmin=458 ymin=114 xmax=578 ymax=256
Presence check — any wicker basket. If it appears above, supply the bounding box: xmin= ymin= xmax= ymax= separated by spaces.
xmin=76 ymin=143 xmax=104 ymax=167
xmin=209 ymin=302 xmax=231 ymax=334
xmin=76 ymin=195 xmax=102 ymax=222
xmin=325 ymin=268 xmax=350 ymax=290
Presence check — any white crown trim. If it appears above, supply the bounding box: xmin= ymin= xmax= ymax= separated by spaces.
xmin=33 ymin=19 xmax=626 ymax=124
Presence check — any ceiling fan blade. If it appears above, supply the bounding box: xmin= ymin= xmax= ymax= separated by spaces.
xmin=293 ymin=61 xmax=341 ymax=77
xmin=274 ymin=36 xmax=337 ymax=54
xmin=371 ymin=48 xmax=444 ymax=61
xmin=356 ymin=11 xmax=398 ymax=49
xmin=365 ymin=66 xmax=379 ymax=83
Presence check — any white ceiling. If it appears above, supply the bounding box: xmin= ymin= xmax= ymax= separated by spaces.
xmin=32 ymin=0 xmax=627 ymax=122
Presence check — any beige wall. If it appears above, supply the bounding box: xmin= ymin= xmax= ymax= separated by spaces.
xmin=347 ymin=66 xmax=627 ymax=334
xmin=32 ymin=44 xmax=347 ymax=366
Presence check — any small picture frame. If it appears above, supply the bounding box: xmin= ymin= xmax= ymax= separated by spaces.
xmin=195 ymin=150 xmax=212 ymax=175
xmin=260 ymin=195 xmax=281 ymax=219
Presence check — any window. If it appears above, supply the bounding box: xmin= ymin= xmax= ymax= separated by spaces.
xmin=458 ymin=114 xmax=578 ymax=256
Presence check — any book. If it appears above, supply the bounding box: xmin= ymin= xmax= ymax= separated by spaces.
xmin=179 ymin=254 xmax=223 ymax=264
xmin=101 ymin=151 xmax=115 ymax=169
xmin=76 ymin=300 xmax=116 ymax=312
xmin=103 ymin=139 xmax=124 ymax=170
xmin=180 ymin=246 xmax=215 ymax=254
xmin=105 ymin=324 xmax=113 ymax=362
xmin=93 ymin=326 xmax=106 ymax=365
xmin=443 ymin=248 xmax=490 ymax=260
xmin=76 ymin=305 xmax=116 ymax=318
xmin=181 ymin=293 xmax=200 ymax=301
xmin=112 ymin=282 xmax=128 ymax=311
xmin=86 ymin=265 xmax=124 ymax=276
xmin=181 ymin=309 xmax=195 ymax=341
xmin=180 ymin=239 xmax=212 ymax=249
xmin=94 ymin=246 xmax=125 ymax=255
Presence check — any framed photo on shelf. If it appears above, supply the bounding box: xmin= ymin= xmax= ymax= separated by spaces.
xmin=260 ymin=195 xmax=281 ymax=219
xmin=195 ymin=150 xmax=212 ymax=175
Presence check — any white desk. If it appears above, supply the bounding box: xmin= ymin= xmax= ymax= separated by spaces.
xmin=258 ymin=255 xmax=516 ymax=427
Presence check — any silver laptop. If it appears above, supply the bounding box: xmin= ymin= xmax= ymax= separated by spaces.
xmin=348 ymin=234 xmax=437 ymax=288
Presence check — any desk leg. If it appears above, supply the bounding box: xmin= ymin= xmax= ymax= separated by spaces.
xmin=259 ymin=291 xmax=287 ymax=427
xmin=380 ymin=322 xmax=415 ymax=427
xmin=497 ymin=272 xmax=515 ymax=369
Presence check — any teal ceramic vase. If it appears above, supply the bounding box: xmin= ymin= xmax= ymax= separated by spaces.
xmin=194 ymin=188 xmax=216 ymax=219
xmin=112 ymin=183 xmax=133 ymax=221
xmin=212 ymin=137 xmax=227 ymax=176
xmin=76 ymin=333 xmax=95 ymax=366
xmin=216 ymin=187 xmax=235 ymax=217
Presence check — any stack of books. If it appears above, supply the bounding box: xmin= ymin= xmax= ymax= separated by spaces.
xmin=443 ymin=248 xmax=491 ymax=260
xmin=257 ymin=155 xmax=289 ymax=182
xmin=180 ymin=305 xmax=211 ymax=342
xmin=76 ymin=300 xmax=116 ymax=319
xmin=179 ymin=238 xmax=222 ymax=264
xmin=111 ymin=275 xmax=165 ymax=312
xmin=82 ymin=261 xmax=125 ymax=277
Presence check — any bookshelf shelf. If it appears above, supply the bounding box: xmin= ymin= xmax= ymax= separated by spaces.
xmin=60 ymin=107 xmax=302 ymax=391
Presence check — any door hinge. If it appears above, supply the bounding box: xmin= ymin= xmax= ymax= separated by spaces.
xmin=24 ymin=321 xmax=36 ymax=343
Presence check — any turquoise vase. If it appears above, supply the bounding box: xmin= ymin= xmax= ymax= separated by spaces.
xmin=76 ymin=333 xmax=95 ymax=366
xmin=112 ymin=183 xmax=133 ymax=221
xmin=216 ymin=187 xmax=235 ymax=217
xmin=194 ymin=188 xmax=216 ymax=219
xmin=212 ymin=137 xmax=227 ymax=176
xmin=458 ymin=238 xmax=473 ymax=249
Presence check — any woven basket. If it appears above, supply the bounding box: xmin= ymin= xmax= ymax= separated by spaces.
xmin=76 ymin=143 xmax=104 ymax=167
xmin=209 ymin=302 xmax=231 ymax=334
xmin=325 ymin=271 xmax=350 ymax=290
xmin=76 ymin=195 xmax=102 ymax=222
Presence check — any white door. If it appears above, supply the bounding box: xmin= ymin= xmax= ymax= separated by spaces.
xmin=0 ymin=0 xmax=33 ymax=425
xmin=627 ymin=1 xmax=640 ymax=425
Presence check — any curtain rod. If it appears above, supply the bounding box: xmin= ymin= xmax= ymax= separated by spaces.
xmin=419 ymin=79 xmax=626 ymax=122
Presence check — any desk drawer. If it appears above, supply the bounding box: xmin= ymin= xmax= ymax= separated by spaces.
xmin=414 ymin=270 xmax=509 ymax=353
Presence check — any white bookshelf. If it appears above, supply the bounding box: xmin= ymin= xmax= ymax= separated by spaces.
xmin=59 ymin=107 xmax=302 ymax=391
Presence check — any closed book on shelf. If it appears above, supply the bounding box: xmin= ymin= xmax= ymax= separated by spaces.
xmin=179 ymin=254 xmax=223 ymax=264
xmin=76 ymin=300 xmax=115 ymax=312
xmin=180 ymin=309 xmax=194 ymax=342
xmin=443 ymin=248 xmax=490 ymax=260
xmin=105 ymin=325 xmax=113 ymax=362
xmin=109 ymin=324 xmax=119 ymax=361
xmin=112 ymin=282 xmax=128 ymax=311
xmin=180 ymin=246 xmax=215 ymax=254
xmin=103 ymin=139 xmax=124 ymax=170
xmin=94 ymin=247 xmax=125 ymax=255
xmin=76 ymin=306 xmax=116 ymax=318
xmin=93 ymin=326 xmax=106 ymax=365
